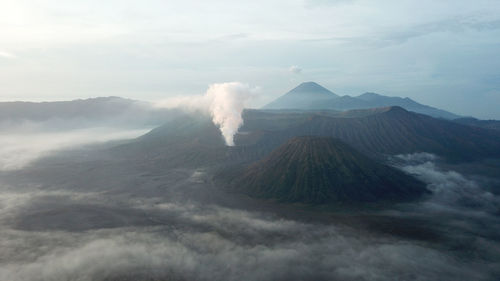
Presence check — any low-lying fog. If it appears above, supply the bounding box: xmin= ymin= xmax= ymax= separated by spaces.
xmin=0 ymin=120 xmax=151 ymax=171
xmin=0 ymin=122 xmax=499 ymax=281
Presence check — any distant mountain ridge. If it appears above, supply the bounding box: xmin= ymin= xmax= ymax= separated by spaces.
xmin=263 ymin=82 xmax=460 ymax=119
xmin=0 ymin=97 xmax=176 ymax=127
xmin=276 ymin=106 xmax=500 ymax=161
xmin=0 ymin=97 xmax=144 ymax=121
xmin=453 ymin=117 xmax=500 ymax=131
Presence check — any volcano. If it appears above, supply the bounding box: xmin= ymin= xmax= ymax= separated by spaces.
xmin=263 ymin=82 xmax=338 ymax=110
xmin=236 ymin=136 xmax=428 ymax=204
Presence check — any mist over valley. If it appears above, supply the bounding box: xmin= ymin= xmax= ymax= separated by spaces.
xmin=1 ymin=82 xmax=500 ymax=280
xmin=3 ymin=1 xmax=500 ymax=279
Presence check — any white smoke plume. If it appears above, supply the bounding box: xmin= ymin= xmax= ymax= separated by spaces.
xmin=155 ymin=82 xmax=255 ymax=146
xmin=206 ymin=82 xmax=253 ymax=146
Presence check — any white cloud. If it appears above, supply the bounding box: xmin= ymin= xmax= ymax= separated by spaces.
xmin=0 ymin=151 xmax=499 ymax=280
xmin=289 ymin=65 xmax=302 ymax=74
xmin=0 ymin=127 xmax=149 ymax=170
xmin=1 ymin=0 xmax=500 ymax=117
xmin=395 ymin=153 xmax=500 ymax=214
xmin=0 ymin=51 xmax=16 ymax=59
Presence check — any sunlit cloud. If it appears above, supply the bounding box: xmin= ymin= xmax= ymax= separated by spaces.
xmin=0 ymin=51 xmax=16 ymax=59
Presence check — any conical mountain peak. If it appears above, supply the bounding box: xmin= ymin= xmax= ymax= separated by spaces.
xmin=289 ymin=82 xmax=336 ymax=95
xmin=236 ymin=136 xmax=428 ymax=204
xmin=263 ymin=82 xmax=338 ymax=109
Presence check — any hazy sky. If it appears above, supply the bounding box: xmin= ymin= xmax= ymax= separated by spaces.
xmin=1 ymin=0 xmax=500 ymax=118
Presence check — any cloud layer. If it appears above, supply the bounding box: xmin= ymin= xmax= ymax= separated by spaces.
xmin=0 ymin=127 xmax=148 ymax=170
xmin=0 ymin=194 xmax=496 ymax=281
xmin=0 ymin=145 xmax=499 ymax=280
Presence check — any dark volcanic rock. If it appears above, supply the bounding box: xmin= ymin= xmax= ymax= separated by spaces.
xmin=284 ymin=106 xmax=500 ymax=161
xmin=235 ymin=136 xmax=429 ymax=204
xmin=453 ymin=117 xmax=500 ymax=131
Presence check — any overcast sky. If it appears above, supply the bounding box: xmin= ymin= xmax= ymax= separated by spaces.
xmin=1 ymin=0 xmax=500 ymax=118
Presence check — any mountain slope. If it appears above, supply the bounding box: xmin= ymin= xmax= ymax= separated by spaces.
xmin=453 ymin=117 xmax=500 ymax=131
xmin=115 ymin=106 xmax=500 ymax=172
xmin=234 ymin=107 xmax=500 ymax=163
xmin=263 ymin=82 xmax=460 ymax=119
xmin=235 ymin=136 xmax=428 ymax=204
xmin=356 ymin=92 xmax=459 ymax=119
xmin=283 ymin=106 xmax=500 ymax=161
xmin=114 ymin=114 xmax=228 ymax=168
xmin=263 ymin=82 xmax=338 ymax=109
xmin=0 ymin=97 xmax=137 ymax=120
xmin=309 ymin=95 xmax=371 ymax=111
xmin=0 ymin=97 xmax=175 ymax=127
